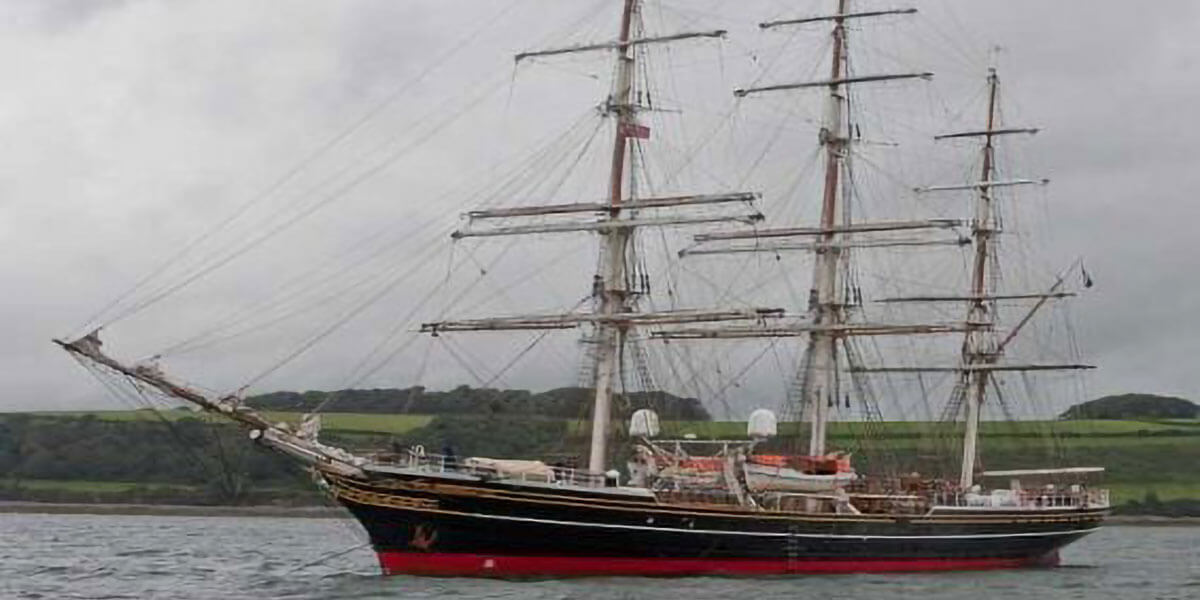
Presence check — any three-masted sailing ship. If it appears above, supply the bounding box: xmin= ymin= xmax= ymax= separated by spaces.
xmin=59 ymin=0 xmax=1109 ymax=577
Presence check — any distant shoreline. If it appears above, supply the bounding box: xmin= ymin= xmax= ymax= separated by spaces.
xmin=2 ymin=501 xmax=1197 ymax=525
xmin=0 ymin=501 xmax=348 ymax=519
xmin=1106 ymin=515 xmax=1200 ymax=526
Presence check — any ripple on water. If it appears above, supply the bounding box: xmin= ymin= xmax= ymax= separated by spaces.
xmin=2 ymin=515 xmax=1197 ymax=600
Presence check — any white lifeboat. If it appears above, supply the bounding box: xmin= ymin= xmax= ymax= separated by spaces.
xmin=743 ymin=453 xmax=857 ymax=492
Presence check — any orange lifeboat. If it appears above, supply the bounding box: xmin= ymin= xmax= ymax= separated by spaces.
xmin=678 ymin=457 xmax=724 ymax=471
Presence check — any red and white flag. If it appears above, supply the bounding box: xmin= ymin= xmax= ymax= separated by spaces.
xmin=619 ymin=122 xmax=651 ymax=140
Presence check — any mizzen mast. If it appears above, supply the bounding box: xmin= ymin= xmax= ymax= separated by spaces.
xmin=923 ymin=69 xmax=1090 ymax=488
xmin=958 ymin=68 xmax=1004 ymax=489
xmin=856 ymin=61 xmax=1094 ymax=485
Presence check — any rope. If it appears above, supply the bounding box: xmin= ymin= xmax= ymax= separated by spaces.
xmin=284 ymin=542 xmax=372 ymax=575
xmin=74 ymin=0 xmax=526 ymax=337
xmin=105 ymin=76 xmax=513 ymax=329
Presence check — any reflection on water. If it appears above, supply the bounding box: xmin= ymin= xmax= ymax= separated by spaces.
xmin=1 ymin=513 xmax=1196 ymax=600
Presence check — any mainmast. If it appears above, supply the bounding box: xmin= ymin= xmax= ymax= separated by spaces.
xmin=589 ymin=0 xmax=638 ymax=474
xmin=681 ymin=1 xmax=932 ymax=459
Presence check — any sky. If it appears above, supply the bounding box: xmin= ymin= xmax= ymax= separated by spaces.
xmin=3 ymin=0 xmax=1200 ymax=415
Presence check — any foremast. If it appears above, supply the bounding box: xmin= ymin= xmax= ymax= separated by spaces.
xmin=804 ymin=0 xmax=850 ymax=457
xmin=423 ymin=1 xmax=767 ymax=474
xmin=589 ymin=0 xmax=638 ymax=475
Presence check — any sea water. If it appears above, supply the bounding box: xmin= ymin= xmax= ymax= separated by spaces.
xmin=1 ymin=513 xmax=1196 ymax=599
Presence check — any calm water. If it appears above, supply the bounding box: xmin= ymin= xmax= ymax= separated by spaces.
xmin=1 ymin=514 xmax=1196 ymax=600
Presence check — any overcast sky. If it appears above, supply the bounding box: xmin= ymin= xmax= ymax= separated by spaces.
xmin=3 ymin=0 xmax=1200 ymax=414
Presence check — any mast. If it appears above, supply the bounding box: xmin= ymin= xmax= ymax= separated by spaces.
xmin=803 ymin=0 xmax=850 ymax=457
xmin=849 ymin=71 xmax=1090 ymax=484
xmin=672 ymin=2 xmax=933 ymax=460
xmin=588 ymin=0 xmax=638 ymax=473
xmin=959 ymin=69 xmax=1000 ymax=489
xmin=422 ymin=2 xmax=755 ymax=476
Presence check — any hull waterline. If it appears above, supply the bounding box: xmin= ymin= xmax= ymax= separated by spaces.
xmin=375 ymin=551 xmax=1060 ymax=577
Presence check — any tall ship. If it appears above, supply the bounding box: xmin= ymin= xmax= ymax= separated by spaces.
xmin=59 ymin=0 xmax=1108 ymax=577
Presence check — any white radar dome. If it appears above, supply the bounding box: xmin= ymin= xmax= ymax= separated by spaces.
xmin=747 ymin=409 xmax=778 ymax=439
xmin=629 ymin=408 xmax=660 ymax=438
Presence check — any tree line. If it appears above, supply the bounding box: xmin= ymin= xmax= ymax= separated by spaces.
xmin=247 ymin=385 xmax=712 ymax=421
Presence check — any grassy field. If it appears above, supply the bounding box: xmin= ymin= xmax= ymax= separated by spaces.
xmin=1107 ymin=482 xmax=1199 ymax=505
xmin=657 ymin=419 xmax=1200 ymax=438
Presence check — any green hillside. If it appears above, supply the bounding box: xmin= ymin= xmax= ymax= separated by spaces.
xmin=44 ymin=408 xmax=434 ymax=435
xmin=246 ymin=386 xmax=711 ymax=421
xmin=1061 ymin=393 xmax=1199 ymax=420
xmin=2 ymin=409 xmax=1197 ymax=512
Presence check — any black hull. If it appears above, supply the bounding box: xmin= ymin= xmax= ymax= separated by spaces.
xmin=328 ymin=472 xmax=1105 ymax=577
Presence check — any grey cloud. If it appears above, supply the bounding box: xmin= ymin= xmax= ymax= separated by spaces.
xmin=3 ymin=0 xmax=1198 ymax=415
xmin=1 ymin=0 xmax=128 ymax=33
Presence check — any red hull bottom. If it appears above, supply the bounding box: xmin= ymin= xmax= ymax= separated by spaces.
xmin=378 ymin=551 xmax=1061 ymax=578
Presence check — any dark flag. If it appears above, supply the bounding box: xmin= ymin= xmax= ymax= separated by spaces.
xmin=619 ymin=122 xmax=651 ymax=139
